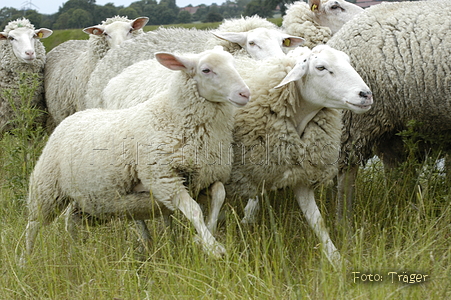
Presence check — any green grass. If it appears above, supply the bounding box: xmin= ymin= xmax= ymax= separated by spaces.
xmin=2 ymin=99 xmax=451 ymax=299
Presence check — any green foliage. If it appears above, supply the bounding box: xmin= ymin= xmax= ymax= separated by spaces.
xmin=1 ymin=0 xmax=278 ymax=30
xmin=0 ymin=73 xmax=48 ymax=201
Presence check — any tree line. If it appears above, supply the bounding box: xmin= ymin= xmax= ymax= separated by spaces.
xmin=0 ymin=0 xmax=288 ymax=30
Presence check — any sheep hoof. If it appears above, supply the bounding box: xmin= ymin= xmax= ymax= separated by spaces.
xmin=194 ymin=235 xmax=226 ymax=258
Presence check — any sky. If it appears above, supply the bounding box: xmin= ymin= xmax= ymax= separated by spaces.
xmin=1 ymin=0 xmax=227 ymax=15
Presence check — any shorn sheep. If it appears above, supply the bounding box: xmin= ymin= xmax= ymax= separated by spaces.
xmin=26 ymin=46 xmax=250 ymax=258
xmin=327 ymin=0 xmax=451 ymax=223
xmin=44 ymin=16 xmax=148 ymax=127
xmin=0 ymin=18 xmax=52 ymax=136
xmin=227 ymin=45 xmax=372 ymax=264
xmin=282 ymin=0 xmax=363 ymax=48
xmin=84 ymin=16 xmax=304 ymax=109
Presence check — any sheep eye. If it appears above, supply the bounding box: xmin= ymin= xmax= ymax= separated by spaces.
xmin=248 ymin=41 xmax=255 ymax=46
xmin=331 ymin=4 xmax=340 ymax=10
xmin=202 ymin=68 xmax=211 ymax=74
xmin=316 ymin=66 xmax=326 ymax=71
xmin=8 ymin=36 xmax=15 ymax=41
xmin=129 ymin=28 xmax=133 ymax=33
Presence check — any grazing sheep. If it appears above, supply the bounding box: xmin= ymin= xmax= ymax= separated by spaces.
xmin=26 ymin=47 xmax=250 ymax=258
xmin=227 ymin=45 xmax=372 ymax=263
xmin=85 ymin=16 xmax=304 ymax=109
xmin=282 ymin=0 xmax=363 ymax=48
xmin=0 ymin=18 xmax=52 ymax=136
xmin=327 ymin=0 xmax=451 ymax=223
xmin=44 ymin=16 xmax=148 ymax=128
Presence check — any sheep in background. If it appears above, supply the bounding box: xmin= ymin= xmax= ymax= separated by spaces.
xmin=226 ymin=45 xmax=372 ymax=264
xmin=85 ymin=15 xmax=304 ymax=109
xmin=327 ymin=0 xmax=451 ymax=223
xmin=44 ymin=16 xmax=148 ymax=128
xmin=0 ymin=18 xmax=52 ymax=136
xmin=282 ymin=0 xmax=363 ymax=48
xmin=26 ymin=47 xmax=250 ymax=258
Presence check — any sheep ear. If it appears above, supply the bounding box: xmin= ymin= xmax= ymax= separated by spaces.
xmin=0 ymin=32 xmax=7 ymax=40
xmin=35 ymin=28 xmax=53 ymax=39
xmin=155 ymin=52 xmax=195 ymax=72
xmin=83 ymin=26 xmax=104 ymax=35
xmin=282 ymin=36 xmax=305 ymax=48
xmin=213 ymin=32 xmax=247 ymax=47
xmin=309 ymin=0 xmax=321 ymax=12
xmin=275 ymin=59 xmax=309 ymax=89
xmin=131 ymin=17 xmax=149 ymax=31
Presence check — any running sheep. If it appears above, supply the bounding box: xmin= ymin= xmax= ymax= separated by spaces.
xmin=26 ymin=46 xmax=250 ymax=258
xmin=0 ymin=18 xmax=52 ymax=136
xmin=85 ymin=15 xmax=304 ymax=109
xmin=282 ymin=0 xmax=363 ymax=48
xmin=327 ymin=0 xmax=451 ymax=223
xmin=226 ymin=45 xmax=372 ymax=264
xmin=44 ymin=16 xmax=148 ymax=128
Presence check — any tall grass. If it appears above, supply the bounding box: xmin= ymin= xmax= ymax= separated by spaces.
xmin=1 ymin=78 xmax=451 ymax=299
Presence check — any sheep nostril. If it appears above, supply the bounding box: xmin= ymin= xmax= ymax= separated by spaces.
xmin=359 ymin=91 xmax=371 ymax=98
xmin=240 ymin=91 xmax=250 ymax=99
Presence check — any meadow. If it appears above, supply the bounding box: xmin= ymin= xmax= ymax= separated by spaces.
xmin=1 ymin=23 xmax=451 ymax=299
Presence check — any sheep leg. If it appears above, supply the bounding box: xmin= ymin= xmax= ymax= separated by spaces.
xmin=294 ymin=184 xmax=341 ymax=265
xmin=336 ymin=165 xmax=358 ymax=225
xmin=173 ymin=190 xmax=226 ymax=258
xmin=205 ymin=181 xmax=226 ymax=235
xmin=241 ymin=197 xmax=260 ymax=224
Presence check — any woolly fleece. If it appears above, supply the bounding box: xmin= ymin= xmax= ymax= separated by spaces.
xmin=0 ymin=18 xmax=47 ymax=136
xmin=225 ymin=55 xmax=342 ymax=199
xmin=282 ymin=1 xmax=332 ymax=49
xmin=44 ymin=16 xmax=146 ymax=128
xmin=85 ymin=16 xmax=278 ymax=109
xmin=29 ymin=56 xmax=235 ymax=222
xmin=327 ymin=0 xmax=451 ymax=169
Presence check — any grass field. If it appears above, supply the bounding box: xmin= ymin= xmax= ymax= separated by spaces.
xmin=2 ymin=25 xmax=451 ymax=299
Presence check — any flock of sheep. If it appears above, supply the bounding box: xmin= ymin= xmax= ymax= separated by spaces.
xmin=1 ymin=0 xmax=450 ymax=265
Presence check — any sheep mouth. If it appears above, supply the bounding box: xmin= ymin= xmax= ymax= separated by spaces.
xmin=228 ymin=98 xmax=248 ymax=107
xmin=346 ymin=101 xmax=372 ymax=110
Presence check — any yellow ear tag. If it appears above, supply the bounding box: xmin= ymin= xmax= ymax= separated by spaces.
xmin=38 ymin=32 xmax=43 ymax=38
xmin=283 ymin=39 xmax=291 ymax=47
xmin=311 ymin=4 xmax=318 ymax=11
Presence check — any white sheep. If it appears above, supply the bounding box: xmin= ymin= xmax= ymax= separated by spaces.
xmin=26 ymin=46 xmax=250 ymax=258
xmin=84 ymin=16 xmax=304 ymax=109
xmin=326 ymin=0 xmax=451 ymax=223
xmin=282 ymin=0 xmax=363 ymax=48
xmin=226 ymin=45 xmax=372 ymax=264
xmin=44 ymin=16 xmax=149 ymax=128
xmin=0 ymin=18 xmax=52 ymax=136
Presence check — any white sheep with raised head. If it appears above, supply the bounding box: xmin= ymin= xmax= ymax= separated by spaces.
xmin=283 ymin=0 xmax=363 ymax=48
xmin=326 ymin=0 xmax=451 ymax=223
xmin=26 ymin=46 xmax=250 ymax=258
xmin=84 ymin=15 xmax=304 ymax=109
xmin=44 ymin=16 xmax=148 ymax=128
xmin=0 ymin=18 xmax=52 ymax=136
xmin=226 ymin=45 xmax=372 ymax=264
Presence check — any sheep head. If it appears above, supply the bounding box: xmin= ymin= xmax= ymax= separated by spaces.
xmin=276 ymin=45 xmax=372 ymax=114
xmin=213 ymin=28 xmax=305 ymax=60
xmin=309 ymin=0 xmax=363 ymax=34
xmin=83 ymin=16 xmax=149 ymax=49
xmin=0 ymin=20 xmax=52 ymax=63
xmin=155 ymin=46 xmax=250 ymax=107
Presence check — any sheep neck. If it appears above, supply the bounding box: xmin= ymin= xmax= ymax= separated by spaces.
xmin=294 ymin=100 xmax=322 ymax=136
